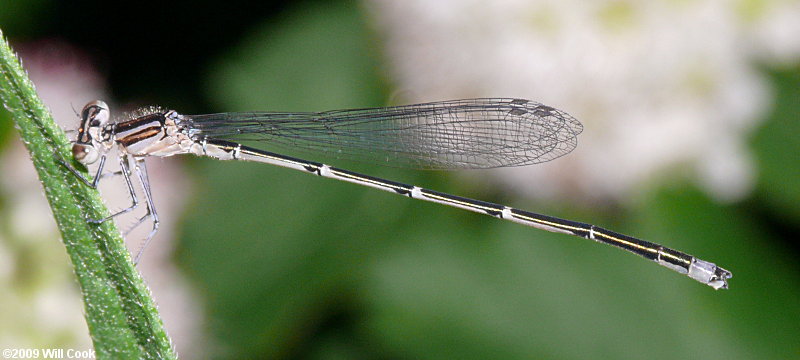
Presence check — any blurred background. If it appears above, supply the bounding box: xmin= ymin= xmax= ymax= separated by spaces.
xmin=1 ymin=0 xmax=799 ymax=359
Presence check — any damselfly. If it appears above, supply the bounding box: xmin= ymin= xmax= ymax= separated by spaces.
xmin=62 ymin=98 xmax=732 ymax=289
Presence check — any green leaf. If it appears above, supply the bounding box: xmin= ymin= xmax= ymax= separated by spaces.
xmin=752 ymin=66 xmax=800 ymax=221
xmin=0 ymin=29 xmax=175 ymax=359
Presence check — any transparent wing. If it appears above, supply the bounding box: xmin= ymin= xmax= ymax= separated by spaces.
xmin=186 ymin=98 xmax=583 ymax=169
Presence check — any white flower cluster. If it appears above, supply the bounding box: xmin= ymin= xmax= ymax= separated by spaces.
xmin=366 ymin=0 xmax=800 ymax=202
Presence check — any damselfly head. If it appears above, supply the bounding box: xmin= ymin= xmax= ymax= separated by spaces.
xmin=80 ymin=100 xmax=110 ymax=130
xmin=72 ymin=100 xmax=110 ymax=164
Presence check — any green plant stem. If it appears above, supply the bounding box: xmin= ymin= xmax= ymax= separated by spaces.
xmin=0 ymin=30 xmax=175 ymax=359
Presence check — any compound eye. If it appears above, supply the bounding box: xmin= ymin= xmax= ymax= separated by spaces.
xmin=81 ymin=100 xmax=110 ymax=128
xmin=72 ymin=143 xmax=99 ymax=165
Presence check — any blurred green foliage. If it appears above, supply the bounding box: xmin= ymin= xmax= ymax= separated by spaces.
xmin=752 ymin=68 xmax=800 ymax=220
xmin=205 ymin=1 xmax=385 ymax=112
